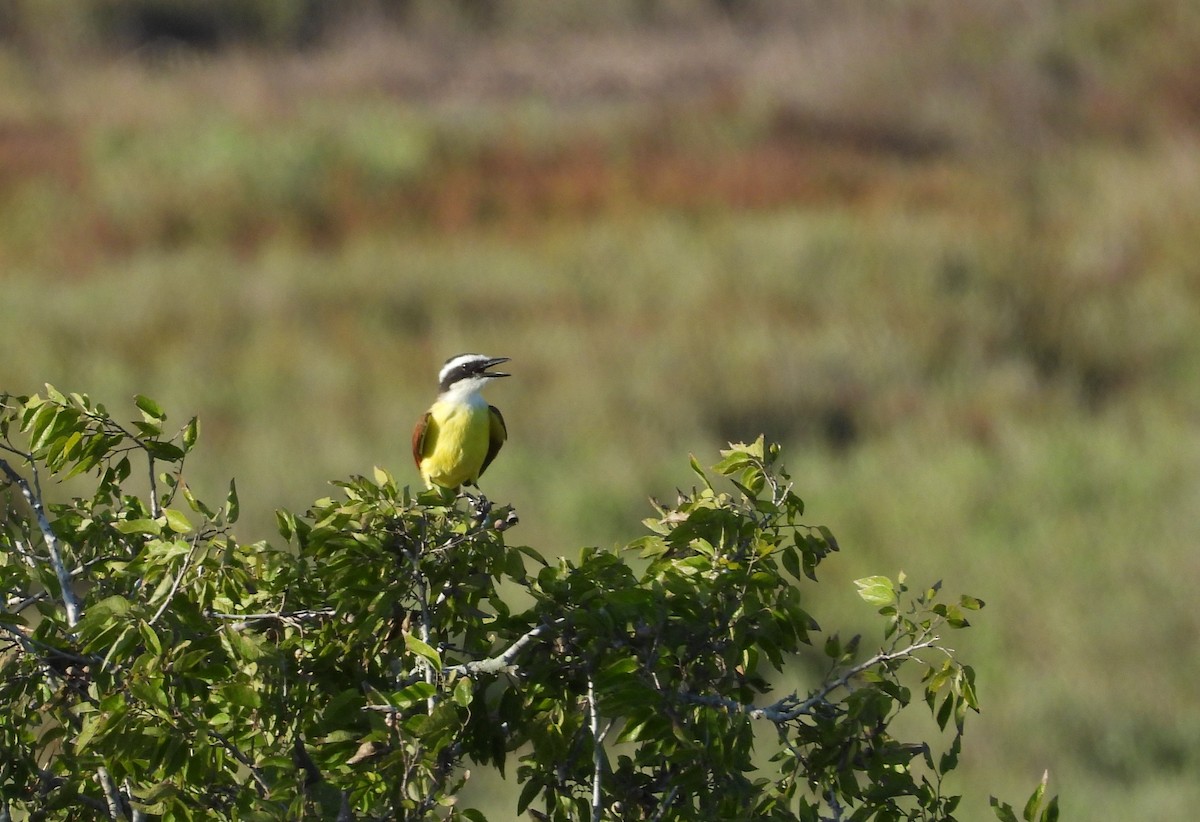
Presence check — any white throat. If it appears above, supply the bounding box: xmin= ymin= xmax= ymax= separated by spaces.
xmin=439 ymin=376 xmax=490 ymax=407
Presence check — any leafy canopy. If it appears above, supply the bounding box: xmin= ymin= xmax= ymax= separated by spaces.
xmin=0 ymin=388 xmax=1051 ymax=820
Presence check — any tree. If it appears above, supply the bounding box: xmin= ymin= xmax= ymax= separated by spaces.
xmin=0 ymin=388 xmax=1054 ymax=820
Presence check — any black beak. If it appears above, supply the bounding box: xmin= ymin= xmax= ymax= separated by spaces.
xmin=483 ymin=356 xmax=511 ymax=378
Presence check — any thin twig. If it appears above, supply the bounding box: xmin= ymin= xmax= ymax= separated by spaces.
xmin=679 ymin=637 xmax=943 ymax=723
xmin=650 ymin=784 xmax=679 ymax=822
xmin=148 ymin=535 xmax=198 ymax=627
xmin=125 ymin=778 xmax=146 ymax=822
xmin=824 ymin=786 xmax=846 ymax=821
xmin=7 ymin=555 xmax=119 ymax=614
xmin=4 ymin=535 xmax=37 ymax=567
xmin=209 ymin=729 xmax=270 ymax=796
xmin=146 ymin=456 xmax=159 ymax=519
xmin=0 ymin=624 xmax=96 ymax=666
xmin=206 ymin=608 xmax=336 ymax=632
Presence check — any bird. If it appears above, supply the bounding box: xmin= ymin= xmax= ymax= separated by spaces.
xmin=412 ymin=353 xmax=510 ymax=492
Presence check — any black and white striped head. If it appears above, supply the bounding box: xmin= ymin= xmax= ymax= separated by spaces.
xmin=437 ymin=353 xmax=510 ymax=397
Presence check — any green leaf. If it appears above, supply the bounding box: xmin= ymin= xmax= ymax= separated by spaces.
xmin=712 ymin=450 xmax=752 ymax=477
xmin=114 ymin=518 xmax=163 ymax=536
xmin=90 ymin=595 xmax=133 ymax=618
xmin=225 ymin=478 xmax=240 ymax=523
xmin=145 ymin=440 xmax=184 ymax=461
xmin=959 ymin=665 xmax=980 ymax=710
xmin=74 ymin=714 xmax=102 ymax=753
xmin=135 ymin=394 xmax=166 ymax=423
xmin=181 ymin=483 xmax=215 ymax=518
xmin=404 ymin=633 xmax=442 ymax=671
xmin=688 ymin=454 xmax=713 ymax=490
xmin=393 ymin=681 xmax=438 ymax=708
xmin=163 ymin=508 xmax=193 ymax=534
xmin=373 ymin=465 xmax=393 ymax=487
xmin=139 ymin=621 xmax=163 ymax=656
xmin=854 ymin=575 xmax=896 ymax=607
xmin=101 ymin=625 xmax=140 ymax=673
xmin=1024 ymin=771 xmax=1049 ymax=821
xmin=220 ymin=682 xmax=262 ymax=709
xmin=451 ymin=676 xmax=474 ymax=708
xmin=517 ymin=777 xmax=543 ymax=814
xmin=182 ymin=416 xmax=199 ymax=452
xmin=276 ymin=509 xmax=295 ymax=540
xmin=134 ymin=420 xmax=163 ymax=439
xmin=781 ymin=545 xmax=803 ymax=582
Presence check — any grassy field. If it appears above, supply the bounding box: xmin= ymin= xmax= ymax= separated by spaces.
xmin=2 ymin=2 xmax=1200 ymax=818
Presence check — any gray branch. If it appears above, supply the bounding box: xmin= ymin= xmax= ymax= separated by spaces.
xmin=588 ymin=674 xmax=603 ymax=822
xmin=0 ymin=457 xmax=81 ymax=627
xmin=205 ymin=608 xmax=336 ymax=631
xmin=96 ymin=767 xmax=124 ymax=820
xmin=446 ymin=618 xmax=566 ymax=677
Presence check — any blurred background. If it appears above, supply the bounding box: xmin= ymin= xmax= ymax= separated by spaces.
xmin=2 ymin=0 xmax=1199 ymax=818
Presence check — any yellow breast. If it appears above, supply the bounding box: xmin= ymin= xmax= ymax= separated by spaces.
xmin=419 ymin=399 xmax=491 ymax=489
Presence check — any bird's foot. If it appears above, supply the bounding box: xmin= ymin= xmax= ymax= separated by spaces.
xmin=458 ymin=489 xmax=492 ymax=522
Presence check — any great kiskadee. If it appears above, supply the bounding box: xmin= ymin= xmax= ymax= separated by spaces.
xmin=411 ymin=353 xmax=510 ymax=491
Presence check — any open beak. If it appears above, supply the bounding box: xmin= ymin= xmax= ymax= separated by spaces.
xmin=482 ymin=356 xmax=511 ymax=378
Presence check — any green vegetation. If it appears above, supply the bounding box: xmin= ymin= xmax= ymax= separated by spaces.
xmin=2 ymin=392 xmax=997 ymax=819
xmin=1 ymin=2 xmax=1199 ymax=818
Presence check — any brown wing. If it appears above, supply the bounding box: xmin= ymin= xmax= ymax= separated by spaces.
xmin=478 ymin=405 xmax=507 ymax=478
xmin=411 ymin=411 xmax=431 ymax=469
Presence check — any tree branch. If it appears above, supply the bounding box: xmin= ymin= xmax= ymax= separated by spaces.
xmin=588 ymin=674 xmax=603 ymax=822
xmin=7 ymin=555 xmax=121 ymax=614
xmin=205 ymin=608 xmax=336 ymax=631
xmin=146 ymin=456 xmax=160 ymax=520
xmin=415 ymin=572 xmax=435 ymax=712
xmin=0 ymin=457 xmax=81 ymax=627
xmin=0 ymin=623 xmax=97 ymax=667
xmin=125 ymin=779 xmax=147 ymax=822
xmin=96 ymin=767 xmax=125 ymax=820
xmin=445 ymin=618 xmax=566 ymax=677
xmin=650 ymin=784 xmax=679 ymax=822
xmin=679 ymin=636 xmax=943 ymax=723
